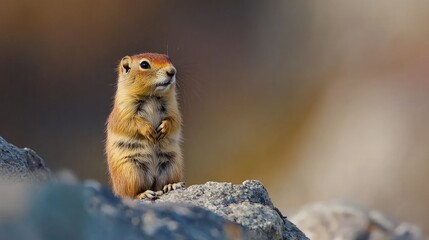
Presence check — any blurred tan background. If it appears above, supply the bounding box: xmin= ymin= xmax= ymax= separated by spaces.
xmin=1 ymin=0 xmax=428 ymax=234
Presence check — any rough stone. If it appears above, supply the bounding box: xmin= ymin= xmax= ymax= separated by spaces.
xmin=153 ymin=180 xmax=307 ymax=240
xmin=0 ymin=179 xmax=310 ymax=240
xmin=0 ymin=181 xmax=247 ymax=240
xmin=0 ymin=136 xmax=50 ymax=182
xmin=291 ymin=202 xmax=424 ymax=240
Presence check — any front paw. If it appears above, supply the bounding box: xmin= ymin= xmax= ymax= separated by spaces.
xmin=142 ymin=126 xmax=157 ymax=143
xmin=156 ymin=119 xmax=171 ymax=140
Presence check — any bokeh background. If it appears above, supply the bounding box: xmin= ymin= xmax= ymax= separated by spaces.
xmin=1 ymin=0 xmax=429 ymax=234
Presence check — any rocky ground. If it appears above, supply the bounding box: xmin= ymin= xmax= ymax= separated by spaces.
xmin=0 ymin=136 xmax=306 ymax=240
xmin=0 ymin=136 xmax=425 ymax=240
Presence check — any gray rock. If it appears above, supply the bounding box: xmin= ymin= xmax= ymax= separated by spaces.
xmin=0 ymin=180 xmax=309 ymax=240
xmin=0 ymin=182 xmax=247 ymax=240
xmin=0 ymin=136 xmax=50 ymax=182
xmin=291 ymin=202 xmax=424 ymax=240
xmin=153 ymin=180 xmax=308 ymax=240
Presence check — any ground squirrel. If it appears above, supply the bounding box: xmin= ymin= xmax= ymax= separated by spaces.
xmin=105 ymin=53 xmax=184 ymax=199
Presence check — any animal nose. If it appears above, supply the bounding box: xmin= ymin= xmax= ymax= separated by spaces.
xmin=166 ymin=67 xmax=176 ymax=77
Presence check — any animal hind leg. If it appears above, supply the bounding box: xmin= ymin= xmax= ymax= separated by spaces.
xmin=136 ymin=189 xmax=163 ymax=199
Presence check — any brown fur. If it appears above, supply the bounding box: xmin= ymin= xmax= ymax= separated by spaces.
xmin=105 ymin=53 xmax=183 ymax=198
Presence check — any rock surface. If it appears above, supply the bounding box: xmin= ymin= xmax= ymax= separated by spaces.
xmin=0 ymin=136 xmax=50 ymax=182
xmin=0 ymin=136 xmax=308 ymax=240
xmin=0 ymin=181 xmax=248 ymax=240
xmin=153 ymin=181 xmax=306 ymax=240
xmin=291 ymin=202 xmax=424 ymax=240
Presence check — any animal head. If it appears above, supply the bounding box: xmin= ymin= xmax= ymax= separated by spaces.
xmin=118 ymin=53 xmax=176 ymax=96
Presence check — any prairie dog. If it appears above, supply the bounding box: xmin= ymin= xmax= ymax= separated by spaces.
xmin=105 ymin=53 xmax=184 ymax=199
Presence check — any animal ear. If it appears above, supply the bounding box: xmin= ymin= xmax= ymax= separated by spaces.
xmin=120 ymin=56 xmax=132 ymax=74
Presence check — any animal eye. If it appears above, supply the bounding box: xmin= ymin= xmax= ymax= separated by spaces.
xmin=140 ymin=61 xmax=151 ymax=69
